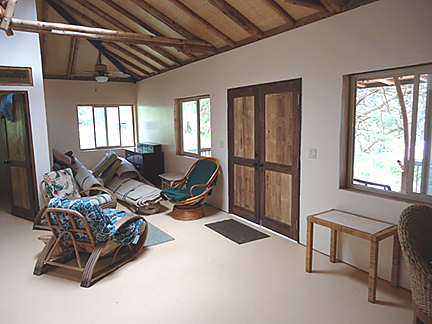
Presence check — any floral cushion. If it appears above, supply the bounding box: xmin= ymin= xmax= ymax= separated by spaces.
xmin=47 ymin=197 xmax=144 ymax=246
xmin=43 ymin=168 xmax=80 ymax=199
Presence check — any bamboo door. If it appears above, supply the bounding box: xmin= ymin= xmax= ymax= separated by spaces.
xmin=1 ymin=92 xmax=38 ymax=221
xmin=228 ymin=79 xmax=301 ymax=241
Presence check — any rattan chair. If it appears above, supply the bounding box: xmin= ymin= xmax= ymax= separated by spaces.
xmin=34 ymin=168 xmax=117 ymax=229
xmin=160 ymin=157 xmax=219 ymax=220
xmin=398 ymin=205 xmax=432 ymax=324
xmin=34 ymin=197 xmax=148 ymax=287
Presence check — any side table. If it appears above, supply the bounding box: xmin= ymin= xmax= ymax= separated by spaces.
xmin=305 ymin=209 xmax=401 ymax=303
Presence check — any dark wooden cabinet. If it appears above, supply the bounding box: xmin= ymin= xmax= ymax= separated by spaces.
xmin=125 ymin=144 xmax=164 ymax=187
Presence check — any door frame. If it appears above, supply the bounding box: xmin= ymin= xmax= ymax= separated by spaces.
xmin=228 ymin=79 xmax=302 ymax=241
xmin=0 ymin=91 xmax=39 ymax=221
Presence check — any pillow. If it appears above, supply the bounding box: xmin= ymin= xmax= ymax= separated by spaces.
xmin=43 ymin=168 xmax=81 ymax=199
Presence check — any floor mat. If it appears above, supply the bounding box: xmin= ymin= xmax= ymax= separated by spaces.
xmin=144 ymin=222 xmax=174 ymax=248
xmin=205 ymin=219 xmax=269 ymax=244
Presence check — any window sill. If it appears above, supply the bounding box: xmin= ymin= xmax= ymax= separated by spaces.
xmin=340 ymin=186 xmax=432 ymax=207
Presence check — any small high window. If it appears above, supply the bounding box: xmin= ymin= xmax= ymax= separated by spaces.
xmin=341 ymin=63 xmax=432 ymax=203
xmin=175 ymin=95 xmax=211 ymax=158
xmin=77 ymin=105 xmax=135 ymax=150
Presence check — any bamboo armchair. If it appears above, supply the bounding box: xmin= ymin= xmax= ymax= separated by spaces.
xmin=160 ymin=157 xmax=219 ymax=220
xmin=34 ymin=168 xmax=117 ymax=230
xmin=34 ymin=197 xmax=148 ymax=287
xmin=398 ymin=205 xmax=432 ymax=324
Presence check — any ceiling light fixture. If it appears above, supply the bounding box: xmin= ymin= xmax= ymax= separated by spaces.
xmin=95 ymin=75 xmax=108 ymax=83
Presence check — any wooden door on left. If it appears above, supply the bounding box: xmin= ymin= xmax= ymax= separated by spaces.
xmin=1 ymin=92 xmax=38 ymax=221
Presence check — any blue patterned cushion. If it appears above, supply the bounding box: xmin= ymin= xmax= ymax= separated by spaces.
xmin=47 ymin=197 xmax=143 ymax=246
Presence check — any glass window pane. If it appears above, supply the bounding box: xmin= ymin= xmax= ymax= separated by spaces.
xmin=106 ymin=107 xmax=120 ymax=147
xmin=94 ymin=107 xmax=107 ymax=147
xmin=119 ymin=105 xmax=134 ymax=147
xmin=182 ymin=100 xmax=198 ymax=154
xmin=420 ymin=74 xmax=432 ymax=195
xmin=77 ymin=106 xmax=95 ymax=149
xmin=199 ymin=98 xmax=211 ymax=157
xmin=353 ymin=74 xmax=414 ymax=193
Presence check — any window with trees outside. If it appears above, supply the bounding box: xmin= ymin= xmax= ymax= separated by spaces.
xmin=175 ymin=95 xmax=211 ymax=158
xmin=341 ymin=63 xmax=432 ymax=204
xmin=77 ymin=105 xmax=135 ymax=150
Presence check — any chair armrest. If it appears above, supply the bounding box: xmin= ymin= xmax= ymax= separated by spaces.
xmin=113 ymin=214 xmax=147 ymax=232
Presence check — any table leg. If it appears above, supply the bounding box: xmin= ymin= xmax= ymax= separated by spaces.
xmin=368 ymin=236 xmax=379 ymax=303
xmin=330 ymin=228 xmax=337 ymax=263
xmin=391 ymin=233 xmax=401 ymax=288
xmin=306 ymin=219 xmax=314 ymax=273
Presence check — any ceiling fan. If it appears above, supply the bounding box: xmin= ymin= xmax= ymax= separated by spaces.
xmin=91 ymin=51 xmax=131 ymax=82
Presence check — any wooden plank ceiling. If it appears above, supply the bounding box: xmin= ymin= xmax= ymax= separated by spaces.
xmin=27 ymin=0 xmax=379 ymax=83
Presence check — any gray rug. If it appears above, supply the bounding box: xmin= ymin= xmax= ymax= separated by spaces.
xmin=144 ymin=222 xmax=174 ymax=248
xmin=205 ymin=219 xmax=269 ymax=244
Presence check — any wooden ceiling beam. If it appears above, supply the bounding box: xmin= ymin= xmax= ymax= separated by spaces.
xmin=284 ymin=0 xmax=327 ymax=12
xmin=261 ymin=0 xmax=295 ymax=26
xmin=54 ymin=0 xmax=177 ymax=69
xmin=106 ymin=42 xmax=161 ymax=73
xmin=44 ymin=0 xmax=139 ymax=82
xmin=207 ymin=0 xmax=264 ymax=39
xmin=0 ymin=0 xmax=16 ymax=35
xmin=66 ymin=37 xmax=80 ymax=78
xmin=104 ymin=49 xmax=152 ymax=78
xmin=317 ymin=0 xmax=338 ymax=13
xmin=167 ymin=0 xmax=235 ymax=48
xmin=129 ymin=0 xmax=204 ymax=43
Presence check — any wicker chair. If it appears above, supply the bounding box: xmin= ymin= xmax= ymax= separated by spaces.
xmin=398 ymin=205 xmax=432 ymax=324
xmin=34 ymin=168 xmax=117 ymax=230
xmin=160 ymin=157 xmax=219 ymax=220
xmin=34 ymin=197 xmax=148 ymax=287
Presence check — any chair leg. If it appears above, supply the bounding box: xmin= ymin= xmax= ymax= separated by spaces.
xmin=80 ymin=242 xmax=107 ymax=288
xmin=34 ymin=235 xmax=56 ymax=275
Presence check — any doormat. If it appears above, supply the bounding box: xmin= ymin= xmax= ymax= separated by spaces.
xmin=205 ymin=219 xmax=269 ymax=245
xmin=144 ymin=222 xmax=174 ymax=248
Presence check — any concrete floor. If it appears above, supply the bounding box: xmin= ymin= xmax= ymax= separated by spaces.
xmin=0 ymin=194 xmax=413 ymax=324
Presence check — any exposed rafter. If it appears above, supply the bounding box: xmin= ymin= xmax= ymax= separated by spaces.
xmin=0 ymin=0 xmax=380 ymax=82
xmin=167 ymin=0 xmax=236 ymax=48
xmin=207 ymin=0 xmax=264 ymax=39
xmin=262 ymin=0 xmax=296 ymax=26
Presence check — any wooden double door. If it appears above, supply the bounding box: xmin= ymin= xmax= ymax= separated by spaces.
xmin=228 ymin=79 xmax=301 ymax=241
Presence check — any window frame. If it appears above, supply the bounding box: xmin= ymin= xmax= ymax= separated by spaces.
xmin=174 ymin=94 xmax=211 ymax=158
xmin=340 ymin=63 xmax=432 ymax=204
xmin=76 ymin=104 xmax=136 ymax=151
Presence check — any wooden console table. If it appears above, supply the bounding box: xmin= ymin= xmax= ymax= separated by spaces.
xmin=305 ymin=209 xmax=401 ymax=303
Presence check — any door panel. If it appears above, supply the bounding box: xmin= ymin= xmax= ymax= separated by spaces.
xmin=265 ymin=170 xmax=292 ymax=225
xmin=234 ymin=164 xmax=255 ymax=212
xmin=234 ymin=96 xmax=255 ymax=159
xmin=1 ymin=92 xmax=37 ymax=221
xmin=229 ymin=79 xmax=301 ymax=241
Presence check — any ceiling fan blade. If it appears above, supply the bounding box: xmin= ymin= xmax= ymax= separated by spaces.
xmin=106 ymin=71 xmax=131 ymax=78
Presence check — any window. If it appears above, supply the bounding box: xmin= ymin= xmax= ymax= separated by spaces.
xmin=0 ymin=66 xmax=33 ymax=86
xmin=77 ymin=105 xmax=135 ymax=150
xmin=175 ymin=95 xmax=211 ymax=157
xmin=341 ymin=63 xmax=432 ymax=203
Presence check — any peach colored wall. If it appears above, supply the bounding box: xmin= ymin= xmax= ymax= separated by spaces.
xmin=135 ymin=0 xmax=432 ymax=289
xmin=43 ymin=80 xmax=137 ymax=168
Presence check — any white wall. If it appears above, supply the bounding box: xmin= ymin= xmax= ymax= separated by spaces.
xmin=0 ymin=0 xmax=50 ymax=207
xmin=136 ymin=0 xmax=432 ymax=289
xmin=43 ymin=80 xmax=137 ymax=168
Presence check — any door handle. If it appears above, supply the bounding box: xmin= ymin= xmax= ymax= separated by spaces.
xmin=3 ymin=159 xmax=8 ymax=164
xmin=259 ymin=162 xmax=264 ymax=167
xmin=252 ymin=162 xmax=258 ymax=166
